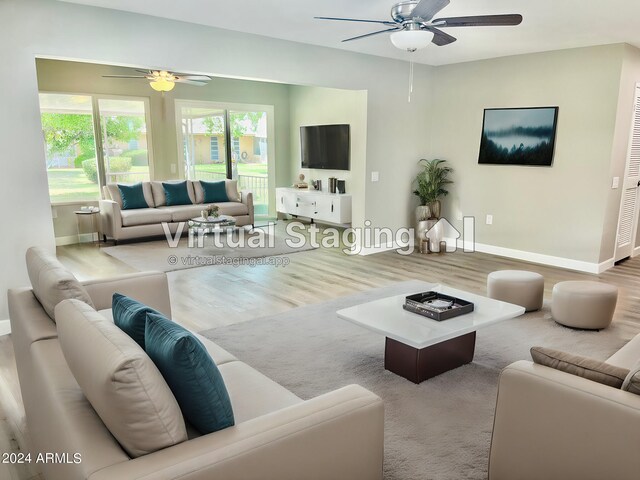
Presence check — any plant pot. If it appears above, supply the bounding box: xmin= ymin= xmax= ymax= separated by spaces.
xmin=427 ymin=200 xmax=441 ymax=219
xmin=415 ymin=205 xmax=431 ymax=223
xmin=415 ymin=219 xmax=438 ymax=245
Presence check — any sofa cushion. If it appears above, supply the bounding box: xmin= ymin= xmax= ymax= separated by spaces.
xmin=193 ymin=179 xmax=240 ymax=204
xmin=200 ymin=180 xmax=229 ymax=203
xmin=56 ymin=300 xmax=187 ymax=458
xmin=159 ymin=205 xmax=205 ymax=223
xmin=607 ymin=333 xmax=640 ymax=369
xmin=217 ymin=361 xmax=302 ymax=424
xmin=25 ymin=246 xmax=94 ymax=321
xmin=531 ymin=346 xmax=629 ymax=388
xmin=106 ymin=182 xmax=154 ymax=209
xmin=193 ymin=332 xmax=238 ymax=366
xmin=117 ymin=183 xmax=149 ymax=210
xmin=120 ymin=208 xmax=173 ymax=227
xmin=152 ymin=181 xmax=196 ymax=207
xmin=163 ymin=181 xmax=193 ymax=206
xmin=212 ymin=201 xmax=249 ymax=217
xmin=145 ymin=313 xmax=235 ymax=435
xmin=622 ymin=360 xmax=640 ymax=395
xmin=112 ymin=293 xmax=161 ymax=349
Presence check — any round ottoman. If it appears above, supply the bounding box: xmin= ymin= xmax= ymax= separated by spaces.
xmin=487 ymin=270 xmax=544 ymax=312
xmin=551 ymin=281 xmax=618 ymax=330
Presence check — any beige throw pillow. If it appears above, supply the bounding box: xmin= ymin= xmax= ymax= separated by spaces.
xmin=225 ymin=179 xmax=241 ymax=202
xmin=25 ymin=246 xmax=94 ymax=320
xmin=56 ymin=299 xmax=188 ymax=457
xmin=530 ymin=346 xmax=629 ymax=388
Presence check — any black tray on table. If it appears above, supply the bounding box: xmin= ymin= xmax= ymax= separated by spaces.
xmin=403 ymin=291 xmax=474 ymax=321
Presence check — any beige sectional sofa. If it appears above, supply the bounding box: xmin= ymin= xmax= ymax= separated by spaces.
xmin=489 ymin=337 xmax=640 ymax=479
xmin=8 ymin=248 xmax=384 ymax=480
xmin=100 ymin=180 xmax=254 ymax=243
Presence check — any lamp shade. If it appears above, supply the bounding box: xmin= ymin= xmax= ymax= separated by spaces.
xmin=149 ymin=78 xmax=175 ymax=92
xmin=390 ymin=29 xmax=434 ymax=52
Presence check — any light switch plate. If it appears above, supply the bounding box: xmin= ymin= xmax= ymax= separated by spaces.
xmin=371 ymin=171 xmax=379 ymax=182
xmin=612 ymin=177 xmax=620 ymax=189
xmin=486 ymin=214 xmax=493 ymax=225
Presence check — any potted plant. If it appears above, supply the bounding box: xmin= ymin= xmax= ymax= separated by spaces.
xmin=413 ymin=159 xmax=453 ymax=221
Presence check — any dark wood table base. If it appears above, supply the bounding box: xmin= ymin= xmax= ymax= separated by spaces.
xmin=384 ymin=331 xmax=477 ymax=383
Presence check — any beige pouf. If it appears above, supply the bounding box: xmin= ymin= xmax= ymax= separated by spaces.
xmin=552 ymin=281 xmax=618 ymax=330
xmin=487 ymin=270 xmax=544 ymax=312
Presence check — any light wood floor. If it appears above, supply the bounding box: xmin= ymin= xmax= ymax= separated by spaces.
xmin=2 ymin=223 xmax=640 ymax=479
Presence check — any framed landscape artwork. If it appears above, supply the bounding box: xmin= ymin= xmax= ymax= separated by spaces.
xmin=478 ymin=107 xmax=559 ymax=166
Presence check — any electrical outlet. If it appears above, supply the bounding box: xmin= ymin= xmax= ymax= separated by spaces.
xmin=486 ymin=214 xmax=493 ymax=225
xmin=371 ymin=171 xmax=379 ymax=182
xmin=170 ymin=164 xmax=177 ymax=174
xmin=612 ymin=177 xmax=620 ymax=189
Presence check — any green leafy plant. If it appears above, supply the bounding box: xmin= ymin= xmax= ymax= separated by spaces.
xmin=74 ymin=151 xmax=96 ymax=168
xmin=122 ymin=149 xmax=148 ymax=166
xmin=82 ymin=158 xmax=98 ymax=183
xmin=413 ymin=159 xmax=453 ymax=206
xmin=81 ymin=157 xmax=132 ymax=183
xmin=107 ymin=157 xmax=132 ymax=173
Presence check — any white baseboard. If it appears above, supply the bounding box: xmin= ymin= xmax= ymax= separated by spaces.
xmin=633 ymin=245 xmax=640 ymax=257
xmin=55 ymin=233 xmax=98 ymax=246
xmin=453 ymin=238 xmax=613 ymax=274
xmin=0 ymin=320 xmax=11 ymax=336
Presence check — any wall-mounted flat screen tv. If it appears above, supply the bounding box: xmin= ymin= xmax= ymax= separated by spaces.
xmin=478 ymin=107 xmax=559 ymax=166
xmin=301 ymin=124 xmax=350 ymax=170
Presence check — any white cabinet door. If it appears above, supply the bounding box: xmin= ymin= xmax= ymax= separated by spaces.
xmin=315 ymin=196 xmax=340 ymax=223
xmin=295 ymin=193 xmax=318 ymax=218
xmin=277 ymin=189 xmax=297 ymax=215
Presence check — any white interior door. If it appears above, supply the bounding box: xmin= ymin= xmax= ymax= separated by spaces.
xmin=615 ymin=84 xmax=640 ymax=262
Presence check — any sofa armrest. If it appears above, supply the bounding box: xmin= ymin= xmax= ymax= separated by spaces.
xmin=81 ymin=272 xmax=171 ymax=317
xmin=99 ymin=199 xmax=121 ymax=240
xmin=89 ymin=384 xmax=383 ymax=480
xmin=241 ymin=190 xmax=254 ymax=225
xmin=489 ymin=360 xmax=640 ymax=480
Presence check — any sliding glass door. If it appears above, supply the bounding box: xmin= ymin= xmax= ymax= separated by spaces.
xmin=98 ymin=98 xmax=152 ymax=184
xmin=179 ymin=106 xmax=228 ymax=181
xmin=39 ymin=93 xmax=153 ymax=204
xmin=177 ymin=101 xmax=273 ymax=217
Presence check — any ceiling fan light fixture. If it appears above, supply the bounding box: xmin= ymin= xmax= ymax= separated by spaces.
xmin=149 ymin=78 xmax=175 ymax=92
xmin=390 ymin=29 xmax=434 ymax=52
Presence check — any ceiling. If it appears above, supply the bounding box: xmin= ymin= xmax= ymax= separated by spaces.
xmin=60 ymin=0 xmax=640 ymax=66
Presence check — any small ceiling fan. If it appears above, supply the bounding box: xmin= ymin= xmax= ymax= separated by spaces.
xmin=102 ymin=69 xmax=212 ymax=92
xmin=316 ymin=0 xmax=522 ymax=52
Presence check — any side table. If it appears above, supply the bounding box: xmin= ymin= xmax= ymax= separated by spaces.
xmin=74 ymin=208 xmax=101 ymax=245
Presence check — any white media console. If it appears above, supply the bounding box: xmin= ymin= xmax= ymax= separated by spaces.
xmin=276 ymin=187 xmax=352 ymax=225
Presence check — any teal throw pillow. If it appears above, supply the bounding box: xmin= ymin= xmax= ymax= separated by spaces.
xmin=200 ymin=180 xmax=229 ymax=203
xmin=112 ymin=293 xmax=161 ymax=349
xmin=117 ymin=183 xmax=148 ymax=210
xmin=145 ymin=313 xmax=235 ymax=434
xmin=163 ymin=181 xmax=192 ymax=206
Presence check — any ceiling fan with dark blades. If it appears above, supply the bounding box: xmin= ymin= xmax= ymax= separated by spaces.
xmin=316 ymin=0 xmax=522 ymax=51
xmin=102 ymin=69 xmax=212 ymax=92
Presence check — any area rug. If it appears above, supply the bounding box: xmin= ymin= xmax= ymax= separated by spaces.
xmin=200 ymin=280 xmax=638 ymax=480
xmin=101 ymin=229 xmax=316 ymax=272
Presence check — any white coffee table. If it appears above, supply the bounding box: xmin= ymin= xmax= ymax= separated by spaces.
xmin=337 ymin=284 xmax=525 ymax=383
